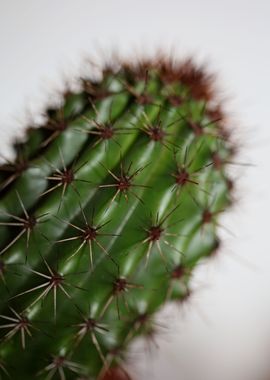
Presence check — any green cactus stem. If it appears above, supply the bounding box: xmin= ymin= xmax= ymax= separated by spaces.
xmin=0 ymin=57 xmax=234 ymax=379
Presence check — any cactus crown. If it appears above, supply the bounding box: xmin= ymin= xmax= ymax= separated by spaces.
xmin=0 ymin=57 xmax=234 ymax=379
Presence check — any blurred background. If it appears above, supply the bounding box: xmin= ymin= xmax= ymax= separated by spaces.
xmin=0 ymin=1 xmax=270 ymax=379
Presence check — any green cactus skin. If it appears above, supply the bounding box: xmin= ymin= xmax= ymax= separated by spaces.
xmin=0 ymin=58 xmax=234 ymax=379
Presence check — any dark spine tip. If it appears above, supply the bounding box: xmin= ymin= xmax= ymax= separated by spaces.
xmin=61 ymin=169 xmax=74 ymax=185
xmin=171 ymin=265 xmax=185 ymax=279
xmin=84 ymin=226 xmax=97 ymax=241
xmin=101 ymin=367 xmax=132 ymax=380
xmin=113 ymin=278 xmax=127 ymax=293
xmin=148 ymin=226 xmax=163 ymax=241
xmin=24 ymin=215 xmax=37 ymax=230
xmin=167 ymin=95 xmax=183 ymax=106
xmin=202 ymin=209 xmax=213 ymax=224
xmin=148 ymin=126 xmax=166 ymax=142
xmin=174 ymin=169 xmax=189 ymax=186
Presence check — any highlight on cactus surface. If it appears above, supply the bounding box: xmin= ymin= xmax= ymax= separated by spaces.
xmin=0 ymin=56 xmax=236 ymax=379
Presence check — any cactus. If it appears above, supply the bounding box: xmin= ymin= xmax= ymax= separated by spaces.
xmin=0 ymin=57 xmax=234 ymax=379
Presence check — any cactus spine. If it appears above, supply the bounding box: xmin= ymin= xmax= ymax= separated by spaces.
xmin=0 ymin=58 xmax=234 ymax=379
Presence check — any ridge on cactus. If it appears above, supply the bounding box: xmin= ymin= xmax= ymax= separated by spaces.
xmin=0 ymin=56 xmax=235 ymax=379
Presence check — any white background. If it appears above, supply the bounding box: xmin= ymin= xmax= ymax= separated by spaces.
xmin=0 ymin=1 xmax=270 ymax=379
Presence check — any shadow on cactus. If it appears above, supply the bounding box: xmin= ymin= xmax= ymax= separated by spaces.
xmin=0 ymin=56 xmax=235 ymax=379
